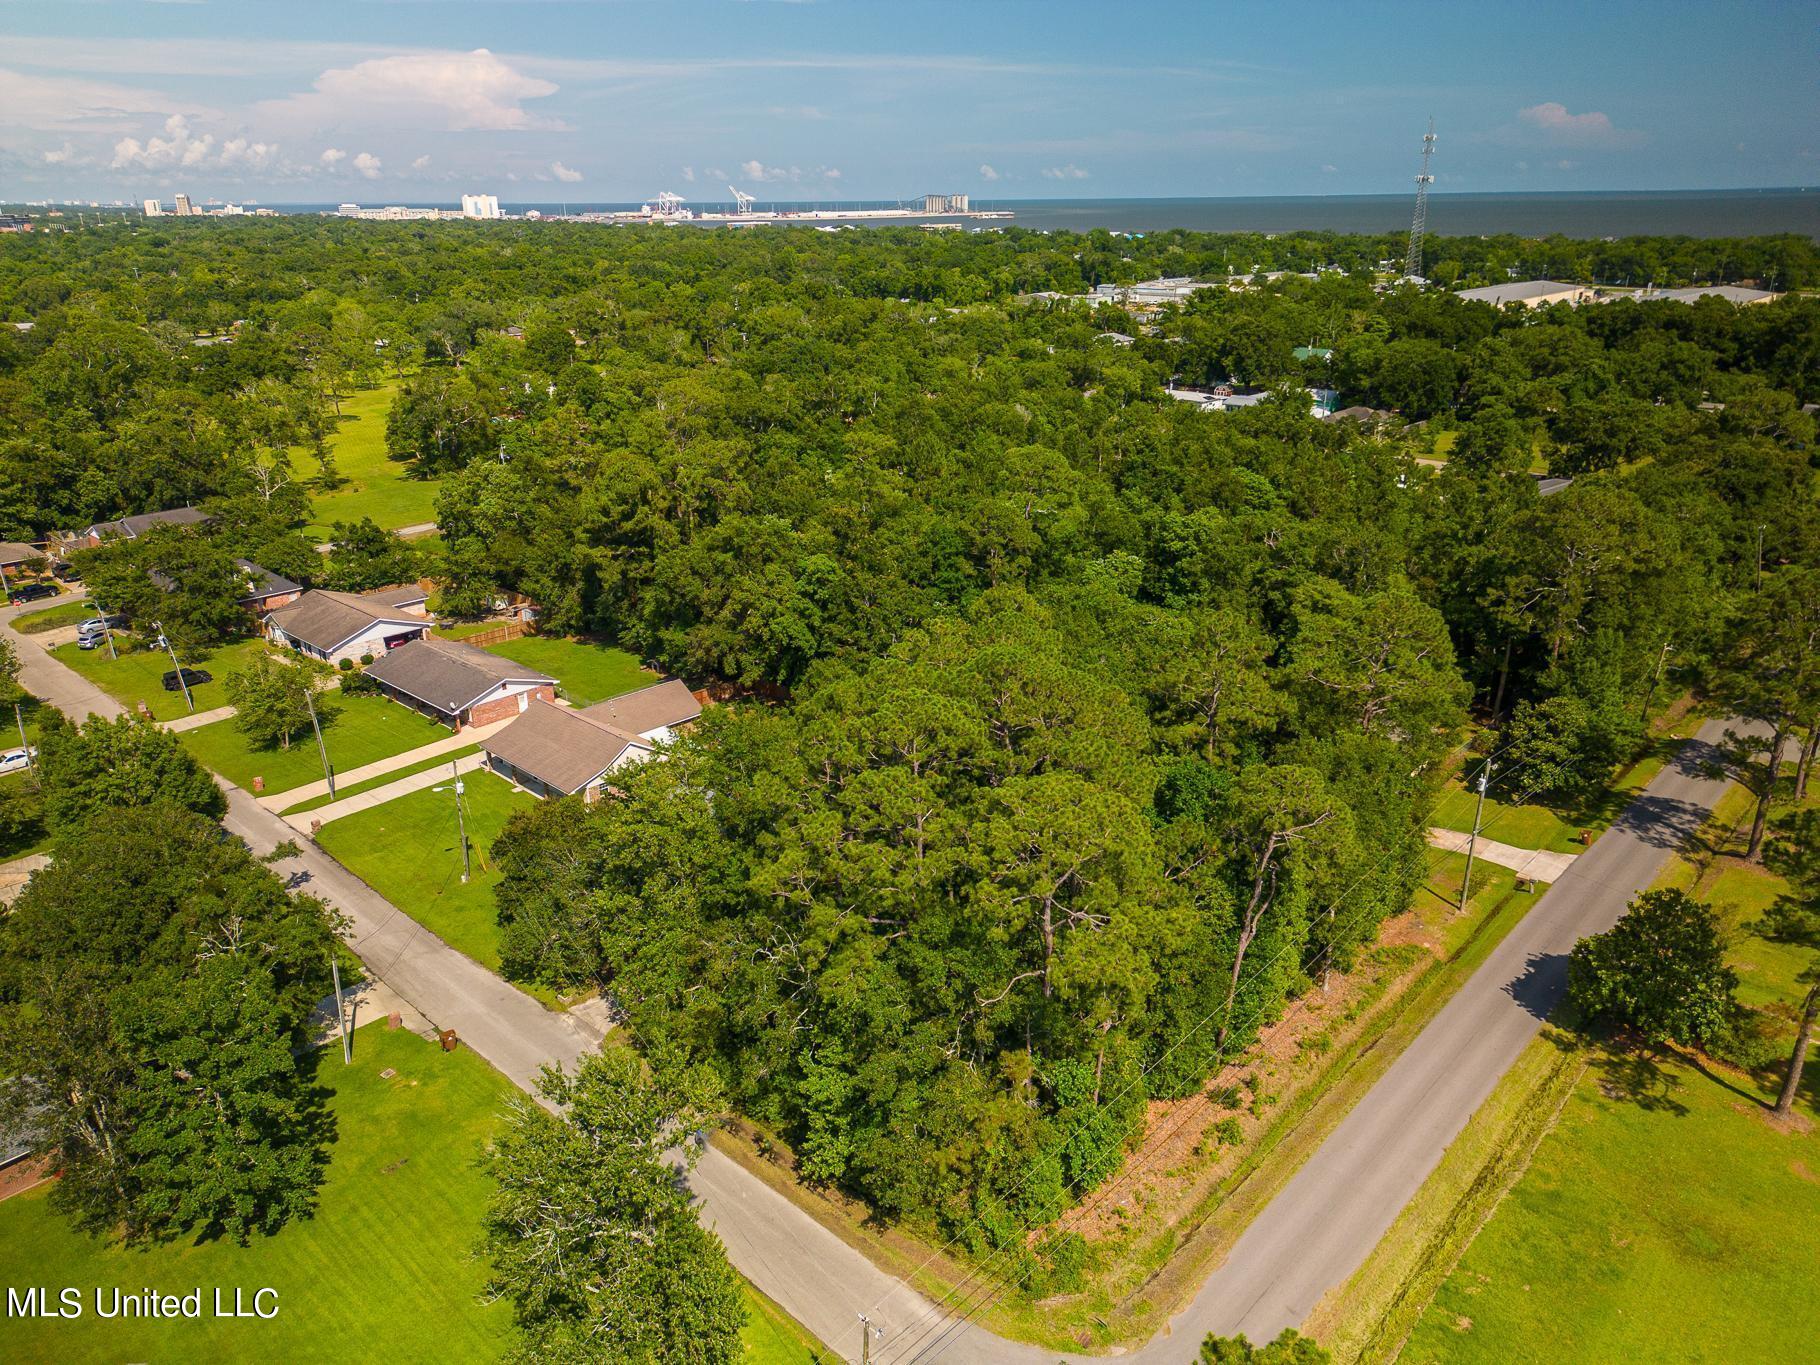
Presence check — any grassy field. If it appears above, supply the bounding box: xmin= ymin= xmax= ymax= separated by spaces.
xmin=281 ymin=743 xmax=483 ymax=816
xmin=433 ymin=621 xmax=503 ymax=641
xmin=11 ymin=597 xmax=94 ymax=634
xmin=314 ymin=773 xmax=539 ymax=978
xmin=180 ymin=692 xmax=450 ymax=794
xmin=485 ymin=636 xmax=653 ymax=707
xmin=1396 ymin=1044 xmax=1819 ymax=1365
xmin=0 ymin=1027 xmax=517 ymax=1362
xmin=300 ymin=384 xmax=444 ymax=537
xmin=1323 ymin=771 xmax=1820 ymax=1364
xmin=50 ymin=636 xmax=272 ymax=722
xmin=0 ymin=1024 xmax=829 ymax=1363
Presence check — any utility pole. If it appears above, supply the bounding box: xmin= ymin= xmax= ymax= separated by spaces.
xmin=303 ymin=684 xmax=334 ymax=800
xmin=91 ymin=595 xmax=117 ymax=659
xmin=858 ymin=1314 xmax=881 ymax=1364
xmin=1755 ymin=524 xmax=1767 ymax=592
xmin=153 ymin=620 xmax=194 ymax=712
xmin=329 ymin=951 xmax=351 ymax=1064
xmin=1639 ymin=638 xmax=1674 ymax=720
xmin=13 ymin=701 xmax=32 ymax=780
xmin=1459 ymin=758 xmax=1493 ymax=913
xmin=434 ymin=761 xmax=471 ymax=883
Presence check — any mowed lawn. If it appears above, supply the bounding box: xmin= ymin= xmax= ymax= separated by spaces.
xmin=180 ymin=692 xmax=450 ymax=795
xmin=1400 ymin=1047 xmax=1820 ymax=1365
xmin=314 ymin=773 xmax=538 ymax=977
xmin=0 ymin=1027 xmax=517 ymax=1363
xmin=11 ymin=597 xmax=94 ymax=634
xmin=485 ymin=636 xmax=653 ymax=707
xmin=51 ymin=636 xmax=272 ymax=722
xmin=300 ymin=383 xmax=444 ymax=537
xmin=281 ymin=743 xmax=483 ymax=816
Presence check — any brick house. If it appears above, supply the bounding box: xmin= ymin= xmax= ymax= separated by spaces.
xmin=363 ymin=636 xmax=556 ymax=729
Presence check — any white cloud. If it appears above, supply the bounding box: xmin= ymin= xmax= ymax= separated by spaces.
xmin=740 ymin=159 xmax=803 ymax=183
xmin=822 ymin=167 xmax=841 ymax=180
xmin=978 ymin=163 xmax=1000 ymax=181
xmin=0 ymin=68 xmax=213 ymax=135
xmin=551 ymin=160 xmax=583 ymax=183
xmin=1515 ymin=102 xmax=1640 ymax=149
xmin=320 ymin=147 xmax=346 ymax=166
xmin=411 ymin=154 xmax=432 ymax=171
xmin=704 ymin=166 xmax=726 ymax=181
xmin=1041 ymin=163 xmax=1090 ymax=180
xmin=41 ymin=143 xmax=76 ymax=165
xmin=112 ymin=114 xmax=214 ymax=170
xmin=353 ymin=151 xmax=382 ymax=179
xmin=766 ymin=104 xmax=828 ymax=120
xmin=220 ymin=136 xmax=278 ymax=169
xmin=262 ymin=48 xmax=565 ymax=133
xmin=1321 ymin=163 xmax=1338 ymax=173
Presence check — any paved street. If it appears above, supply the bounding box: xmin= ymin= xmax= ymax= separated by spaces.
xmin=3 ymin=599 xmax=1755 ymax=1364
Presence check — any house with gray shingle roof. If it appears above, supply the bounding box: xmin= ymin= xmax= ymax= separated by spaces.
xmin=363 ymin=636 xmax=556 ymax=729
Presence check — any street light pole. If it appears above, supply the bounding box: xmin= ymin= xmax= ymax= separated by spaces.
xmin=1459 ymin=758 xmax=1493 ymax=914
xmin=152 ymin=620 xmax=194 ymax=713
xmin=13 ymin=701 xmax=32 ymax=780
xmin=303 ymin=684 xmax=334 ymax=800
xmin=329 ymin=951 xmax=351 ymax=1065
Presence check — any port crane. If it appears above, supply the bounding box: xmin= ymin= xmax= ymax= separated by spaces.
xmin=728 ymin=186 xmax=756 ymax=215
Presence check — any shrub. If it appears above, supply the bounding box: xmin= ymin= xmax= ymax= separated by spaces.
xmin=360 ymin=652 xmax=374 ymax=666
xmin=338 ymin=670 xmax=380 ymax=696
xmin=337 ymin=657 xmax=354 ymax=672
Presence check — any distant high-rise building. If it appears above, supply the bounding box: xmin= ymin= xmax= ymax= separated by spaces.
xmin=143 ymin=199 xmax=163 ymax=217
xmin=922 ymin=193 xmax=969 ymax=214
xmin=173 ymin=193 xmax=194 ymax=217
xmin=461 ymin=193 xmax=502 ymax=220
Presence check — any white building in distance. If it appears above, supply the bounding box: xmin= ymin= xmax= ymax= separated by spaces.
xmin=461 ymin=193 xmax=502 ymax=220
xmin=142 ymin=199 xmax=163 ymax=217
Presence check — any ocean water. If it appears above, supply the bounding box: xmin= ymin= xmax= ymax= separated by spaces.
xmin=273 ymin=190 xmax=1818 ymax=239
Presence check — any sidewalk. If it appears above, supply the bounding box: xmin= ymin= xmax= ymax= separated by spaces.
xmin=1425 ymin=826 xmax=1578 ymax=883
xmin=259 ymin=716 xmax=513 ymax=810
xmin=161 ymin=703 xmax=237 ymax=733
xmin=283 ymin=749 xmax=488 ymax=832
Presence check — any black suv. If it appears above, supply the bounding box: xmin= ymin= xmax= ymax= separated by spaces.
xmin=9 ymin=582 xmax=59 ymax=605
xmin=161 ymin=667 xmax=212 ymax=692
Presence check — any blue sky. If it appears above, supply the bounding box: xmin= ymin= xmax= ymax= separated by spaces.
xmin=2 ymin=0 xmax=1814 ymax=203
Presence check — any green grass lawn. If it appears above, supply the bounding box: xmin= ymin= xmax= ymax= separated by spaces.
xmin=11 ymin=597 xmax=94 ymax=634
xmin=300 ymin=383 xmax=444 ymax=537
xmin=281 ymin=744 xmax=482 ymax=816
xmin=314 ymin=773 xmax=539 ymax=980
xmin=433 ymin=620 xmax=503 ymax=641
xmin=0 ymin=1026 xmax=517 ymax=1363
xmin=485 ymin=636 xmax=653 ymax=707
xmin=50 ymin=636 xmax=272 ymax=722
xmin=1430 ymin=783 xmax=1592 ymax=855
xmin=741 ymin=1283 xmax=832 ymax=1363
xmin=179 ymin=692 xmax=451 ymax=795
xmin=1398 ymin=1045 xmax=1820 ymax=1365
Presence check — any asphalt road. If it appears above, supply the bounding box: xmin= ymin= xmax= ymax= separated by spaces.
xmin=4 ymin=599 xmax=1750 ymax=1364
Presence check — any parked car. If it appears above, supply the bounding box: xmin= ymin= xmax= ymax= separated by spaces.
xmin=76 ymin=615 xmax=125 ymax=649
xmin=161 ymin=667 xmax=211 ymax=692
xmin=8 ymin=582 xmax=58 ymax=605
xmin=51 ymin=562 xmax=81 ymax=582
xmin=0 ymin=746 xmax=35 ymax=777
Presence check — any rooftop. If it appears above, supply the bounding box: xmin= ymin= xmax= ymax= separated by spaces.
xmin=266 ymin=588 xmax=426 ymax=653
xmin=481 ymin=698 xmax=648 ymax=793
xmin=578 ymin=678 xmax=702 ymax=736
xmin=363 ymin=635 xmax=554 ymax=715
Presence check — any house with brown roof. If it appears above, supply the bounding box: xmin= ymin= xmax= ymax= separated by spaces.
xmin=363 ymin=636 xmax=556 ymax=729
xmin=265 ymin=588 xmax=430 ymax=665
xmin=479 ymin=678 xmax=702 ymax=800
xmin=234 ymin=559 xmax=303 ymax=614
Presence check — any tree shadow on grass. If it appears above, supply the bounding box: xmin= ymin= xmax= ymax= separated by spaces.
xmin=1587 ymin=1046 xmax=1689 ymax=1116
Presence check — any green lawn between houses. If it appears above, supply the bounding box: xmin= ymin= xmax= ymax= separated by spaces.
xmin=179 ymin=692 xmax=451 ymax=795
xmin=483 ymin=635 xmax=654 ymax=707
xmin=299 ymin=383 xmax=444 ymax=538
xmin=0 ymin=1025 xmax=829 ymax=1363
xmin=313 ymin=773 xmax=539 ymax=981
xmin=50 ymin=636 xmax=273 ymax=722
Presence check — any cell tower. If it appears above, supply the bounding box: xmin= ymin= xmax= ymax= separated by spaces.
xmin=1404 ymin=117 xmax=1436 ymax=280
